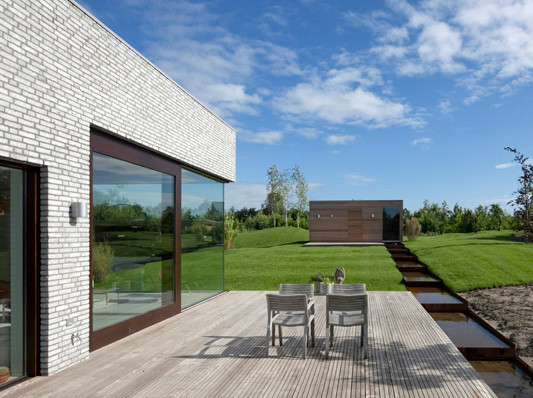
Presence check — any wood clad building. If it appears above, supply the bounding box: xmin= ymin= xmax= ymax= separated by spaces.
xmin=309 ymin=200 xmax=403 ymax=243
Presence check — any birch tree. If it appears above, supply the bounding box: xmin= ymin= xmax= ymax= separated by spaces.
xmin=265 ymin=165 xmax=285 ymax=228
xmin=291 ymin=165 xmax=309 ymax=229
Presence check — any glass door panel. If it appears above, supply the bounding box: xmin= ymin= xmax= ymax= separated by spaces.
xmin=383 ymin=206 xmax=401 ymax=241
xmin=181 ymin=169 xmax=224 ymax=309
xmin=92 ymin=153 xmax=175 ymax=331
xmin=0 ymin=166 xmax=24 ymax=385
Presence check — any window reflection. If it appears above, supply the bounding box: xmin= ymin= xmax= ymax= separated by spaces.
xmin=181 ymin=169 xmax=224 ymax=309
xmin=92 ymin=153 xmax=174 ymax=331
xmin=383 ymin=206 xmax=401 ymax=241
xmin=0 ymin=166 xmax=24 ymax=385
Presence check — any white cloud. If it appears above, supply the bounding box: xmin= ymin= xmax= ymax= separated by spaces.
xmin=346 ymin=173 xmax=377 ymax=185
xmin=412 ymin=137 xmax=432 ymax=146
xmin=364 ymin=0 xmax=533 ymax=101
xmin=438 ymin=100 xmax=454 ymax=115
xmin=225 ymin=183 xmax=266 ymax=210
xmin=294 ymin=127 xmax=323 ymax=139
xmin=238 ymin=130 xmax=283 ymax=144
xmin=274 ymin=67 xmax=423 ymax=128
xmin=326 ymin=134 xmax=356 ymax=146
xmin=495 ymin=162 xmax=516 ymax=169
xmin=126 ymin=0 xmax=300 ymax=118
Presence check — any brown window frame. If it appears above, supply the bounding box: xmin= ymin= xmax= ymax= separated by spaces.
xmin=0 ymin=159 xmax=40 ymax=388
xmin=90 ymin=130 xmax=182 ymax=351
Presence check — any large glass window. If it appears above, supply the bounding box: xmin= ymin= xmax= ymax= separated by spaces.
xmin=383 ymin=206 xmax=401 ymax=241
xmin=0 ymin=166 xmax=24 ymax=385
xmin=181 ymin=169 xmax=224 ymax=309
xmin=92 ymin=153 xmax=175 ymax=331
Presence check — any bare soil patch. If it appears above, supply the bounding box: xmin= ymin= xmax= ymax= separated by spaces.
xmin=461 ymin=284 xmax=533 ymax=368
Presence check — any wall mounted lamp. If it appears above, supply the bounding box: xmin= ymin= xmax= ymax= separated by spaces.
xmin=70 ymin=202 xmax=88 ymax=218
xmin=371 ymin=213 xmax=375 ymax=218
xmin=317 ymin=214 xmax=320 ymax=218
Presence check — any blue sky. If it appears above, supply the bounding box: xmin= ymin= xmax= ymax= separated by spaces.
xmin=80 ymin=0 xmax=533 ymax=212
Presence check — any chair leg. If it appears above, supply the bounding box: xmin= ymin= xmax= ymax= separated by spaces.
xmin=311 ymin=319 xmax=315 ymax=347
xmin=278 ymin=326 xmax=283 ymax=346
xmin=325 ymin=323 xmax=329 ymax=359
xmin=272 ymin=324 xmax=276 ymax=346
xmin=266 ymin=326 xmax=270 ymax=357
xmin=303 ymin=325 xmax=308 ymax=359
xmin=330 ymin=326 xmax=334 ymax=347
xmin=363 ymin=324 xmax=368 ymax=359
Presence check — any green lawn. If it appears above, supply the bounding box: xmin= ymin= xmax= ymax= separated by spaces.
xmin=404 ymin=230 xmax=533 ymax=292
xmin=225 ymin=227 xmax=406 ymax=291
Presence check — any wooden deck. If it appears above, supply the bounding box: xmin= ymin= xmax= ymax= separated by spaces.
xmin=3 ymin=292 xmax=496 ymax=397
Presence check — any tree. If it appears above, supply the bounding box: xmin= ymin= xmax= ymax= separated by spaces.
xmin=279 ymin=171 xmax=291 ymax=227
xmin=291 ymin=165 xmax=309 ymax=229
xmin=264 ymin=165 xmax=288 ymax=228
xmin=505 ymin=147 xmax=533 ymax=243
xmin=488 ymin=204 xmax=505 ymax=231
xmin=460 ymin=209 xmax=478 ymax=233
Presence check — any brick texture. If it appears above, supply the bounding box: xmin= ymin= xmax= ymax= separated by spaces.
xmin=0 ymin=0 xmax=235 ymax=375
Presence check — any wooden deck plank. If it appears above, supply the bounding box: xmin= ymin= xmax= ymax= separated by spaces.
xmin=1 ymin=291 xmax=497 ymax=398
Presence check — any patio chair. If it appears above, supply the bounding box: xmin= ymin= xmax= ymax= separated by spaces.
xmin=279 ymin=283 xmax=315 ymax=312
xmin=331 ymin=283 xmax=366 ymax=295
xmin=325 ymin=293 xmax=368 ymax=359
xmin=266 ymin=294 xmax=315 ymax=359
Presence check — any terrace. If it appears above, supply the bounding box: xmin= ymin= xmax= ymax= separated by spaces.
xmin=2 ymin=291 xmax=496 ymax=397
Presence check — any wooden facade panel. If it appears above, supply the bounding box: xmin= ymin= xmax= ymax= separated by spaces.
xmin=309 ymin=200 xmax=403 ymax=243
xmin=310 ymin=231 xmax=349 ymax=242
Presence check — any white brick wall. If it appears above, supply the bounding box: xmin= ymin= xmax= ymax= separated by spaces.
xmin=0 ymin=0 xmax=236 ymax=375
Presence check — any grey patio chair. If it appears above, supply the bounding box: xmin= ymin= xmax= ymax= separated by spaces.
xmin=331 ymin=283 xmax=366 ymax=295
xmin=279 ymin=283 xmax=315 ymax=313
xmin=266 ymin=294 xmax=315 ymax=359
xmin=325 ymin=293 xmax=368 ymax=359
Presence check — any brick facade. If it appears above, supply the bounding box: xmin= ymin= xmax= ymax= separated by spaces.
xmin=0 ymin=0 xmax=235 ymax=375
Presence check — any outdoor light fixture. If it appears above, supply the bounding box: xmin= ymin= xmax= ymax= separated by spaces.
xmin=70 ymin=202 xmax=88 ymax=218
xmin=371 ymin=214 xmax=375 ymax=218
xmin=317 ymin=214 xmax=320 ymax=218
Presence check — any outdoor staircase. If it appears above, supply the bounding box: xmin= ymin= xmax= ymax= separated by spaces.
xmin=385 ymin=242 xmax=516 ymax=361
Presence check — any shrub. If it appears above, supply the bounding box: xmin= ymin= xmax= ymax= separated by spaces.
xmin=254 ymin=212 xmax=272 ymax=230
xmin=192 ymin=220 xmax=209 ymax=243
xmin=224 ymin=215 xmax=239 ymax=249
xmin=93 ymin=243 xmax=114 ymax=283
xmin=405 ymin=217 xmax=422 ymax=241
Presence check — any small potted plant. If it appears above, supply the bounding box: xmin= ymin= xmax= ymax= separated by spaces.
xmin=309 ymin=273 xmax=324 ymax=293
xmin=320 ymin=276 xmax=334 ymax=295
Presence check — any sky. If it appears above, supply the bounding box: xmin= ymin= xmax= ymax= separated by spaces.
xmin=79 ymin=0 xmax=533 ymax=212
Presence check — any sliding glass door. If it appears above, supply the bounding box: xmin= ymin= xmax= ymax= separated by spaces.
xmin=91 ymin=131 xmax=181 ymax=350
xmin=0 ymin=164 xmax=38 ymax=385
xmin=92 ymin=153 xmax=175 ymax=331
xmin=181 ymin=169 xmax=224 ymax=309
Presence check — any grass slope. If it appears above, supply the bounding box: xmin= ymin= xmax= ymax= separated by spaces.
xmin=225 ymin=227 xmax=405 ymax=291
xmin=404 ymin=230 xmax=533 ymax=292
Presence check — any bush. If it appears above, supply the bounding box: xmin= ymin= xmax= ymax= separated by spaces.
xmin=442 ymin=224 xmax=456 ymax=234
xmin=254 ymin=212 xmax=272 ymax=230
xmin=224 ymin=215 xmax=239 ymax=249
xmin=93 ymin=243 xmax=114 ymax=283
xmin=192 ymin=220 xmax=209 ymax=243
xmin=405 ymin=218 xmax=421 ymax=241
